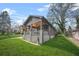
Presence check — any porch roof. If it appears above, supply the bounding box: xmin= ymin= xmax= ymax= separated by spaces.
xmin=23 ymin=15 xmax=56 ymax=31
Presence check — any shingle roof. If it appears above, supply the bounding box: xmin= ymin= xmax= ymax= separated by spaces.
xmin=23 ymin=15 xmax=44 ymax=25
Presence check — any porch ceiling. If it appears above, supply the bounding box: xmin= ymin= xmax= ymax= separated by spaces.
xmin=32 ymin=20 xmax=47 ymax=29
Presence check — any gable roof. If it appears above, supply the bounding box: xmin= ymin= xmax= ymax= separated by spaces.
xmin=23 ymin=15 xmax=56 ymax=31
xmin=23 ymin=15 xmax=44 ymax=25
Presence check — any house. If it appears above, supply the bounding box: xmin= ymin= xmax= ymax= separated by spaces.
xmin=72 ymin=29 xmax=79 ymax=40
xmin=23 ymin=15 xmax=56 ymax=44
xmin=68 ymin=26 xmax=79 ymax=40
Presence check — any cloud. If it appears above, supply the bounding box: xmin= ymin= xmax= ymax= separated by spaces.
xmin=1 ymin=8 xmax=27 ymax=26
xmin=37 ymin=4 xmax=50 ymax=12
xmin=74 ymin=3 xmax=79 ymax=7
xmin=16 ymin=17 xmax=27 ymax=25
xmin=71 ymin=4 xmax=79 ymax=11
xmin=11 ymin=16 xmax=27 ymax=26
xmin=16 ymin=20 xmax=24 ymax=25
xmin=2 ymin=8 xmax=16 ymax=15
xmin=44 ymin=4 xmax=50 ymax=8
xmin=37 ymin=8 xmax=45 ymax=12
xmin=71 ymin=7 xmax=79 ymax=11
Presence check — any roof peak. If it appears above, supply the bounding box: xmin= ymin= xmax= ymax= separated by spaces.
xmin=29 ymin=15 xmax=44 ymax=18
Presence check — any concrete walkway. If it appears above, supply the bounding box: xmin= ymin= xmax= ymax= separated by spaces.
xmin=17 ymin=35 xmax=79 ymax=47
xmin=69 ymin=37 xmax=79 ymax=47
xmin=64 ymin=36 xmax=79 ymax=47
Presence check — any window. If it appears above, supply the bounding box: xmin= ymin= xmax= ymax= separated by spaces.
xmin=43 ymin=24 xmax=48 ymax=31
xmin=32 ymin=29 xmax=39 ymax=36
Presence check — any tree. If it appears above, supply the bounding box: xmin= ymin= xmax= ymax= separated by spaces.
xmin=73 ymin=9 xmax=79 ymax=30
xmin=75 ymin=16 xmax=79 ymax=29
xmin=68 ymin=6 xmax=79 ymax=30
xmin=47 ymin=3 xmax=75 ymax=34
xmin=0 ymin=11 xmax=11 ymax=34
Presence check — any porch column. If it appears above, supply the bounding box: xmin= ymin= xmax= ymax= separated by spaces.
xmin=39 ymin=21 xmax=43 ymax=44
xmin=23 ymin=31 xmax=26 ymax=40
xmin=48 ymin=26 xmax=51 ymax=39
xmin=30 ymin=25 xmax=32 ymax=42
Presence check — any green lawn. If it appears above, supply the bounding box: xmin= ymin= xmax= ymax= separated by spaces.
xmin=0 ymin=34 xmax=79 ymax=56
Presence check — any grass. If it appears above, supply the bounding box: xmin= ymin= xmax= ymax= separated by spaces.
xmin=0 ymin=34 xmax=79 ymax=56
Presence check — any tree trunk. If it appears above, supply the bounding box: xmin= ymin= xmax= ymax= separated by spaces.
xmin=76 ymin=16 xmax=79 ymax=29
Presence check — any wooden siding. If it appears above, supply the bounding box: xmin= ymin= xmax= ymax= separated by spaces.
xmin=23 ymin=16 xmax=55 ymax=44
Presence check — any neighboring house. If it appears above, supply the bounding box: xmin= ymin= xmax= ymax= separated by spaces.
xmin=19 ymin=25 xmax=24 ymax=34
xmin=68 ymin=26 xmax=79 ymax=40
xmin=23 ymin=15 xmax=56 ymax=44
xmin=11 ymin=25 xmax=20 ymax=33
xmin=72 ymin=29 xmax=79 ymax=40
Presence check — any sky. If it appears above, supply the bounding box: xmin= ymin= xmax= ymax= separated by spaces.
xmin=0 ymin=3 xmax=49 ymax=25
xmin=0 ymin=3 xmax=79 ymax=29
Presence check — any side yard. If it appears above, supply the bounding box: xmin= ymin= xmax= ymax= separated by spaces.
xmin=0 ymin=34 xmax=79 ymax=56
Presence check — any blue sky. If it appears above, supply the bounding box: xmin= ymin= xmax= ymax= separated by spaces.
xmin=0 ymin=3 xmax=49 ymax=25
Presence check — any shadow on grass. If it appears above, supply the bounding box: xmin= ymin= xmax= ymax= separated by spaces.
xmin=42 ymin=35 xmax=79 ymax=56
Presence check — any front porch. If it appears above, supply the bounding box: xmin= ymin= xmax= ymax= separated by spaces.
xmin=23 ymin=20 xmax=50 ymax=44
